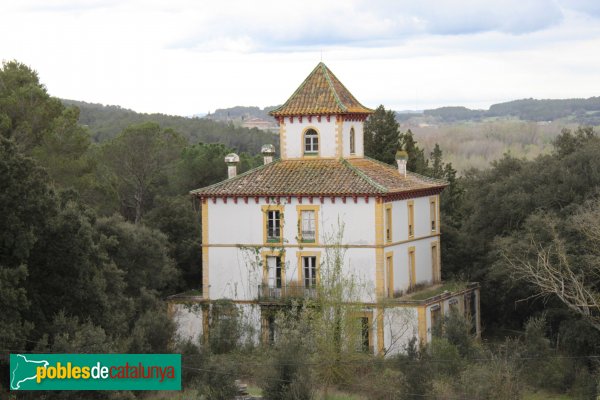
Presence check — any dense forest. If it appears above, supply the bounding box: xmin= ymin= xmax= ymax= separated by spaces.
xmin=2 ymin=61 xmax=600 ymax=399
xmin=396 ymin=97 xmax=600 ymax=124
xmin=62 ymin=99 xmax=278 ymax=153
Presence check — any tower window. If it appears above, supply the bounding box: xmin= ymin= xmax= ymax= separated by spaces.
xmin=304 ymin=129 xmax=319 ymax=154
xmin=350 ymin=127 xmax=356 ymax=154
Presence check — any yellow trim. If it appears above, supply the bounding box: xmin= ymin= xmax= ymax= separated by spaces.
xmin=418 ymin=306 xmax=427 ymax=345
xmin=431 ymin=241 xmax=441 ymax=284
xmin=408 ymin=246 xmax=416 ymax=288
xmin=429 ymin=196 xmax=439 ymax=234
xmin=301 ymin=126 xmax=321 ymax=158
xmin=262 ymin=204 xmax=285 ymax=245
xmin=296 ymin=205 xmax=320 ymax=244
xmin=376 ymin=307 xmax=384 ymax=355
xmin=352 ymin=310 xmax=375 ymax=354
xmin=200 ymin=232 xmax=442 ymax=249
xmin=407 ymin=200 xmax=414 ymax=238
xmin=375 ymin=198 xmax=385 ymax=298
xmin=384 ymin=203 xmax=392 ymax=243
xmin=386 ymin=251 xmax=394 ymax=298
xmin=202 ymin=304 xmax=210 ymax=345
xmin=261 ymin=250 xmax=286 ymax=287
xmin=280 ymin=118 xmax=287 ymax=159
xmin=202 ymin=199 xmax=209 ymax=298
xmin=296 ymin=251 xmax=321 ymax=286
xmin=335 ymin=116 xmax=343 ymax=158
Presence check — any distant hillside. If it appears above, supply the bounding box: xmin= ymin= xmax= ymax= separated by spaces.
xmin=63 ymin=100 xmax=278 ymax=154
xmin=207 ymin=105 xmax=279 ymax=122
xmin=397 ymin=97 xmax=600 ymax=124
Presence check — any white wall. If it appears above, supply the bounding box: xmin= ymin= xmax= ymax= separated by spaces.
xmin=207 ymin=197 xmax=379 ymax=302
xmin=383 ymin=307 xmax=419 ymax=356
xmin=388 ymin=196 xmax=437 ymax=243
xmin=282 ymin=117 xmax=337 ymax=158
xmin=171 ymin=303 xmax=203 ymax=345
xmin=341 ymin=121 xmax=364 ymax=158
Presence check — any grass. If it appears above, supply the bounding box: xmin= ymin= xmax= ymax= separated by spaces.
xmin=406 ymin=281 xmax=467 ymax=301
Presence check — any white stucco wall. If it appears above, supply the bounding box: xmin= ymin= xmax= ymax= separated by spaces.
xmin=206 ymin=196 xmax=380 ymax=302
xmin=171 ymin=303 xmax=203 ymax=344
xmin=387 ymin=195 xmax=438 ymax=243
xmin=282 ymin=118 xmax=338 ymax=158
xmin=383 ymin=307 xmax=419 ymax=356
xmin=341 ymin=121 xmax=365 ymax=158
xmin=206 ymin=194 xmax=440 ymax=301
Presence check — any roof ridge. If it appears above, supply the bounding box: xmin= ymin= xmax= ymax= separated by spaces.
xmin=190 ymin=158 xmax=280 ymax=194
xmin=270 ymin=63 xmax=321 ymax=115
xmin=321 ymin=63 xmax=347 ymax=112
xmin=341 ymin=158 xmax=388 ymax=193
xmin=362 ymin=156 xmax=449 ymax=186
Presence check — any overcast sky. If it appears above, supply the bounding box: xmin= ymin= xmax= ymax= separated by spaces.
xmin=2 ymin=0 xmax=599 ymax=116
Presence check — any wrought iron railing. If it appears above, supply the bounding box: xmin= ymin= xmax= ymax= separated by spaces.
xmin=258 ymin=285 xmax=318 ymax=300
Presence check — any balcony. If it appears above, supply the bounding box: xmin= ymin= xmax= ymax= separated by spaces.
xmin=258 ymin=285 xmax=318 ymax=301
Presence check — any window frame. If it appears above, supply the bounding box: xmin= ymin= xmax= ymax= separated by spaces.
xmin=386 ymin=251 xmax=394 ymax=298
xmin=261 ymin=250 xmax=286 ymax=290
xmin=262 ymin=205 xmax=285 ymax=245
xmin=429 ymin=196 xmax=439 ymax=233
xmin=431 ymin=241 xmax=440 ymax=284
xmin=297 ymin=251 xmax=320 ymax=288
xmin=407 ymin=200 xmax=415 ymax=238
xmin=296 ymin=205 xmax=319 ymax=244
xmin=351 ymin=311 xmax=374 ymax=353
xmin=385 ymin=203 xmax=392 ymax=243
xmin=303 ymin=128 xmax=319 ymax=156
xmin=408 ymin=246 xmax=416 ymax=289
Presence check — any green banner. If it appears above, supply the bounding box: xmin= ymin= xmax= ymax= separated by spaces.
xmin=10 ymin=353 xmax=181 ymax=391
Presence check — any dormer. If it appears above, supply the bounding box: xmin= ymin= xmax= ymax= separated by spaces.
xmin=270 ymin=63 xmax=373 ymax=160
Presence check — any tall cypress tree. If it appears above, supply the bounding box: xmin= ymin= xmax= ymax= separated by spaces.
xmin=364 ymin=105 xmax=400 ymax=164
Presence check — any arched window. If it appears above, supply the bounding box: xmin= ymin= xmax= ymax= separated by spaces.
xmin=350 ymin=127 xmax=355 ymax=154
xmin=304 ymin=129 xmax=318 ymax=154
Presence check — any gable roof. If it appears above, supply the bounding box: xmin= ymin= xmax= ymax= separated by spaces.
xmin=191 ymin=157 xmax=447 ymax=198
xmin=269 ymin=62 xmax=374 ymax=117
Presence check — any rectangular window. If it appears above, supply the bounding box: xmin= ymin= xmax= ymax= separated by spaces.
xmin=302 ymin=256 xmax=317 ymax=288
xmin=431 ymin=243 xmax=440 ymax=283
xmin=267 ymin=210 xmax=281 ymax=242
xmin=296 ymin=205 xmax=319 ymax=244
xmin=385 ymin=204 xmax=392 ymax=242
xmin=431 ymin=305 xmax=442 ymax=337
xmin=386 ymin=253 xmax=394 ymax=297
xmin=267 ymin=256 xmax=282 ymax=289
xmin=407 ymin=200 xmax=414 ymax=238
xmin=360 ymin=317 xmax=370 ymax=353
xmin=408 ymin=247 xmax=416 ymax=288
xmin=430 ymin=197 xmax=437 ymax=232
xmin=301 ymin=210 xmax=316 ymax=242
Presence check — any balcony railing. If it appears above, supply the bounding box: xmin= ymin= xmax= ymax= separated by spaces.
xmin=258 ymin=285 xmax=318 ymax=301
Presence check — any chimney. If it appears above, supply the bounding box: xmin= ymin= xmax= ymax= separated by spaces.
xmin=261 ymin=144 xmax=275 ymax=165
xmin=395 ymin=150 xmax=408 ymax=177
xmin=224 ymin=153 xmax=240 ymax=179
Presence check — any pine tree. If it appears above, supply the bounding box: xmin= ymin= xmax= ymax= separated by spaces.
xmin=364 ymin=105 xmax=400 ymax=164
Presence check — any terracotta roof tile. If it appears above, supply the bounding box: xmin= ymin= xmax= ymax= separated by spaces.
xmin=191 ymin=158 xmax=446 ymax=197
xmin=269 ymin=63 xmax=374 ymax=117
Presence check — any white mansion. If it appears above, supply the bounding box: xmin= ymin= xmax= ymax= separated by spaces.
xmin=169 ymin=62 xmax=480 ymax=355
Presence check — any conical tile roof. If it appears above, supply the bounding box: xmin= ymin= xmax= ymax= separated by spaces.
xmin=270 ymin=62 xmax=374 ymax=117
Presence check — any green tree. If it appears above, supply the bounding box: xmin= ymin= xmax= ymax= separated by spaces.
xmin=364 ymin=105 xmax=400 ymax=164
xmin=399 ymin=129 xmax=428 ymax=173
xmin=0 ymin=60 xmax=63 ymax=152
xmin=100 ymin=122 xmax=185 ymax=223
